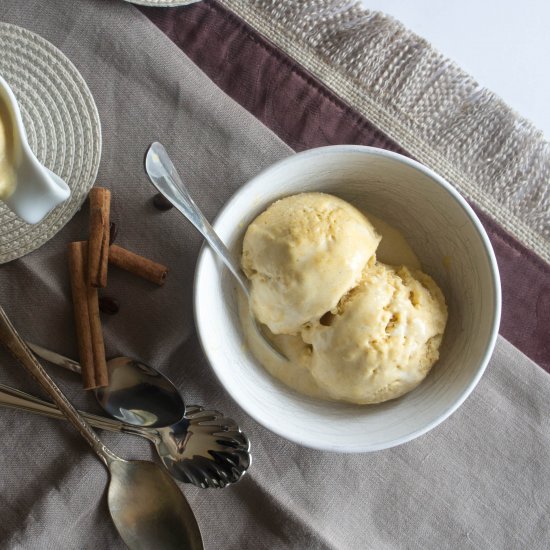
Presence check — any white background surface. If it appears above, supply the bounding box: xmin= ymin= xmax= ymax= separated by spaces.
xmin=363 ymin=1 xmax=549 ymax=138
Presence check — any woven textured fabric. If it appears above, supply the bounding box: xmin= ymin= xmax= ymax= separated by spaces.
xmin=0 ymin=23 xmax=101 ymax=263
xmin=221 ymin=0 xmax=550 ymax=264
xmin=0 ymin=1 xmax=548 ymax=549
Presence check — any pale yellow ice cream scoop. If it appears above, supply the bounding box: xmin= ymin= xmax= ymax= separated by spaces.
xmin=303 ymin=263 xmax=448 ymax=404
xmin=242 ymin=193 xmax=380 ymax=334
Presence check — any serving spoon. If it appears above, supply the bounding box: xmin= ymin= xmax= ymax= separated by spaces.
xmin=0 ymin=382 xmax=251 ymax=489
xmin=0 ymin=305 xmax=203 ymax=550
xmin=27 ymin=342 xmax=185 ymax=428
xmin=144 ymin=141 xmax=287 ymax=361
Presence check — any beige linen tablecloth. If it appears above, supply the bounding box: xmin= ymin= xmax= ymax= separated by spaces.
xmin=0 ymin=1 xmax=549 ymax=548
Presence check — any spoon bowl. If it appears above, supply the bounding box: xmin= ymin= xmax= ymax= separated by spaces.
xmin=28 ymin=343 xmax=185 ymax=428
xmin=0 ymin=384 xmax=251 ymax=489
xmin=150 ymin=405 xmax=251 ymax=489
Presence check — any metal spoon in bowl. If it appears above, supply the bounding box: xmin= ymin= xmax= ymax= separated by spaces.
xmin=27 ymin=342 xmax=185 ymax=428
xmin=144 ymin=141 xmax=287 ymax=361
xmin=0 ymin=306 xmax=203 ymax=550
xmin=0 ymin=383 xmax=251 ymax=489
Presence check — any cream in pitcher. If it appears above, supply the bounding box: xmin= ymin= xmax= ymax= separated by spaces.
xmin=0 ymin=97 xmax=16 ymax=200
xmin=0 ymin=75 xmax=70 ymax=224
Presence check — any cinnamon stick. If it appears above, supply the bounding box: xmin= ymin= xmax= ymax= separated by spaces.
xmin=88 ymin=188 xmax=111 ymax=288
xmin=109 ymin=244 xmax=168 ymax=286
xmin=68 ymin=241 xmax=108 ymax=389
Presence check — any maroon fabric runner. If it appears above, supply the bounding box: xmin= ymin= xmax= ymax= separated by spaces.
xmin=140 ymin=1 xmax=550 ymax=372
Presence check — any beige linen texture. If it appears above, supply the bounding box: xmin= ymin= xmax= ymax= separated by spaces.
xmin=0 ymin=1 xmax=549 ymax=549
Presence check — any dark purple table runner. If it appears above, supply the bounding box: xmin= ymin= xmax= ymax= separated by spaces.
xmin=141 ymin=1 xmax=550 ymax=372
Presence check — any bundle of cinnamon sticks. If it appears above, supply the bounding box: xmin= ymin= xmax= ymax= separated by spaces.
xmin=68 ymin=187 xmax=169 ymax=390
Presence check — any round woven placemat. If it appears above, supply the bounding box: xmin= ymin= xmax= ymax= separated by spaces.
xmin=0 ymin=23 xmax=101 ymax=264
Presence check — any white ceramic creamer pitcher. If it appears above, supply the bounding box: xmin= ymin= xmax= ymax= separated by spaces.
xmin=0 ymin=75 xmax=70 ymax=224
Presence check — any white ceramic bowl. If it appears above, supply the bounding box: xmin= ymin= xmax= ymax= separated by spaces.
xmin=194 ymin=146 xmax=501 ymax=452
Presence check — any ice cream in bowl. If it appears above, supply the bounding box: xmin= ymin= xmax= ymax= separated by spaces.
xmin=194 ymin=146 xmax=501 ymax=452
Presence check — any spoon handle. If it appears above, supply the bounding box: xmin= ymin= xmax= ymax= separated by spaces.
xmin=0 ymin=382 xmax=124 ymax=432
xmin=145 ymin=142 xmax=250 ymax=296
xmin=0 ymin=306 xmax=120 ymax=466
